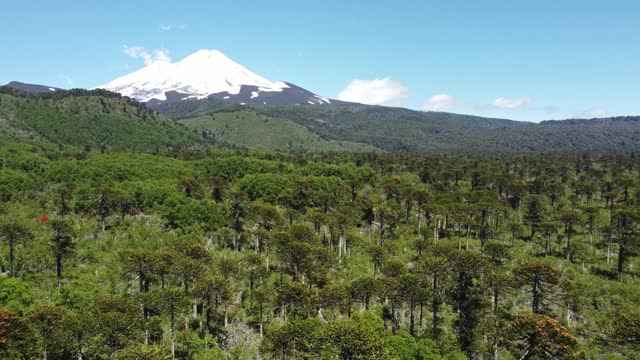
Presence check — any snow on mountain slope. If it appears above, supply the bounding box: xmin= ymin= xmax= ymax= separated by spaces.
xmin=96 ymin=49 xmax=334 ymax=105
xmin=3 ymin=81 xmax=62 ymax=93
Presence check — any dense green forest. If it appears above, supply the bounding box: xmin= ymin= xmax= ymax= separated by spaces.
xmin=0 ymin=87 xmax=212 ymax=152
xmin=178 ymin=111 xmax=378 ymax=153
xmin=152 ymin=97 xmax=640 ymax=154
xmin=1 ymin=133 xmax=639 ymax=359
xmin=4 ymin=84 xmax=640 ymax=155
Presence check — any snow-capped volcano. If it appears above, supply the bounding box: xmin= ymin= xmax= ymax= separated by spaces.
xmin=96 ymin=49 xmax=333 ymax=106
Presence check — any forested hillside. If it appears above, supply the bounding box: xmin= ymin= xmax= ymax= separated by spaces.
xmin=178 ymin=110 xmax=379 ymax=152
xmin=1 ymin=137 xmax=639 ymax=359
xmin=0 ymin=87 xmax=211 ymax=152
xmin=155 ymin=99 xmax=640 ymax=154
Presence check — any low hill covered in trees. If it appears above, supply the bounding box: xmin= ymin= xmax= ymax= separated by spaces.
xmin=155 ymin=98 xmax=640 ymax=154
xmin=0 ymin=87 xmax=212 ymax=152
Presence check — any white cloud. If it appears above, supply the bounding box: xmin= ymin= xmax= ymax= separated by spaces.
xmin=123 ymin=45 xmax=171 ymax=66
xmin=337 ymin=78 xmax=409 ymax=105
xmin=543 ymin=105 xmax=560 ymax=115
xmin=58 ymin=74 xmax=73 ymax=86
xmin=492 ymin=96 xmax=533 ymax=109
xmin=577 ymin=108 xmax=608 ymax=118
xmin=422 ymin=94 xmax=455 ymax=111
xmin=159 ymin=24 xmax=186 ymax=31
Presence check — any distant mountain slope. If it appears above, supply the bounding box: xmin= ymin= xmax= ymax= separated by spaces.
xmin=258 ymin=106 xmax=640 ymax=153
xmin=3 ymin=81 xmax=640 ymax=154
xmin=3 ymin=81 xmax=62 ymax=93
xmin=178 ymin=110 xmax=379 ymax=152
xmin=0 ymin=87 xmax=210 ymax=152
xmin=540 ymin=116 xmax=640 ymax=126
xmin=156 ymin=97 xmax=640 ymax=154
xmin=97 ymin=49 xmax=338 ymax=106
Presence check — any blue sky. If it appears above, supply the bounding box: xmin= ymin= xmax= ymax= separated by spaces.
xmin=2 ymin=0 xmax=639 ymax=122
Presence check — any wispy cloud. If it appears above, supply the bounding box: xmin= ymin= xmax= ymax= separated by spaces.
xmin=58 ymin=74 xmax=73 ymax=86
xmin=337 ymin=78 xmax=408 ymax=105
xmin=543 ymin=105 xmax=560 ymax=115
xmin=159 ymin=24 xmax=187 ymax=31
xmin=123 ymin=45 xmax=171 ymax=65
xmin=576 ymin=108 xmax=608 ymax=118
xmin=422 ymin=94 xmax=455 ymax=111
xmin=492 ymin=96 xmax=533 ymax=109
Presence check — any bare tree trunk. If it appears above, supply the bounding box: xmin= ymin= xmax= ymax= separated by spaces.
xmin=56 ymin=255 xmax=63 ymax=286
xmin=607 ymin=233 xmax=613 ymax=264
xmin=432 ymin=276 xmax=439 ymax=338
xmin=409 ymin=299 xmax=415 ymax=337
xmin=224 ymin=304 xmax=228 ymax=328
xmin=9 ymin=239 xmax=15 ymax=277
xmin=618 ymin=245 xmax=625 ymax=275
xmin=532 ymin=281 xmax=540 ymax=314
xmin=170 ymin=310 xmax=176 ymax=358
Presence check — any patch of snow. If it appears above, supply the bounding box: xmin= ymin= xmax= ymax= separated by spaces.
xmin=307 ymin=101 xmax=315 ymax=105
xmin=273 ymin=81 xmax=290 ymax=89
xmin=49 ymin=88 xmax=56 ymax=91
xmin=223 ymin=96 xmax=230 ymax=99
xmin=240 ymin=103 xmax=246 ymax=105
xmin=258 ymin=86 xmax=284 ymax=93
xmin=95 ymin=49 xmax=289 ymax=102
xmin=314 ymin=95 xmax=330 ymax=104
xmin=251 ymin=91 xmax=259 ymax=99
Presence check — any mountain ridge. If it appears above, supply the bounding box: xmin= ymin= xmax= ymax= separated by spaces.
xmin=3 ymin=81 xmax=640 ymax=154
xmin=3 ymin=81 xmax=62 ymax=94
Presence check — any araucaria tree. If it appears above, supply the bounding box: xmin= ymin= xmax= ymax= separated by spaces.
xmin=0 ymin=219 xmax=33 ymax=277
xmin=514 ymin=261 xmax=560 ymax=314
xmin=48 ymin=219 xmax=76 ymax=286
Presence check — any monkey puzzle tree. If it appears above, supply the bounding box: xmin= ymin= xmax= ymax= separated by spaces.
xmin=469 ymin=189 xmax=500 ymax=252
xmin=48 ymin=218 xmax=76 ymax=286
xmin=612 ymin=205 xmax=640 ymax=275
xmin=0 ymin=310 xmax=32 ymax=359
xmin=27 ymin=304 xmax=69 ymax=360
xmin=350 ymin=276 xmax=379 ymax=311
xmin=55 ymin=182 xmax=76 ymax=218
xmin=193 ymin=273 xmax=231 ymax=339
xmin=156 ymin=288 xmax=189 ymax=357
xmin=539 ymin=221 xmax=559 ymax=256
xmin=91 ymin=296 xmax=144 ymax=358
xmin=448 ymin=249 xmax=490 ymax=356
xmin=208 ymin=175 xmax=228 ymax=202
xmin=90 ymin=186 xmax=116 ymax=232
xmin=0 ymin=219 xmax=33 ymax=277
xmin=514 ymin=261 xmax=560 ymax=314
xmin=559 ymin=209 xmax=582 ymax=261
xmin=506 ymin=314 xmax=578 ymax=360
xmin=607 ymin=312 xmax=640 ymax=351
xmin=417 ymin=254 xmax=450 ymax=339
xmin=398 ymin=273 xmax=422 ymax=336
xmin=120 ymin=249 xmax=157 ymax=294
xmin=319 ymin=283 xmax=351 ymax=320
xmin=523 ymin=195 xmax=546 ymax=240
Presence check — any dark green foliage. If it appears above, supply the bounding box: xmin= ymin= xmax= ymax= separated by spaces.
xmin=0 ymin=92 xmax=209 ymax=152
xmin=157 ymin=99 xmax=640 ymax=153
xmin=0 ymin=134 xmax=639 ymax=359
xmin=607 ymin=313 xmax=640 ymax=351
xmin=262 ymin=318 xmax=391 ymax=359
